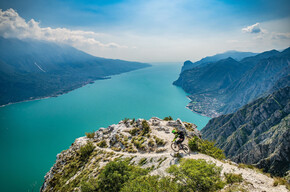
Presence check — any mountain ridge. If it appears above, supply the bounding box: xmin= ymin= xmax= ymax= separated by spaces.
xmin=201 ymin=86 xmax=290 ymax=176
xmin=181 ymin=50 xmax=257 ymax=72
xmin=174 ymin=47 xmax=290 ymax=117
xmin=0 ymin=37 xmax=150 ymax=106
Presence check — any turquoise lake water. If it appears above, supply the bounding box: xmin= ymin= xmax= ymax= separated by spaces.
xmin=0 ymin=63 xmax=210 ymax=191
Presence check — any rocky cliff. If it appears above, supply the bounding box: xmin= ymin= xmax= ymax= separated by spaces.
xmin=41 ymin=118 xmax=288 ymax=192
xmin=201 ymin=86 xmax=290 ymax=176
xmin=174 ymin=48 xmax=290 ymax=117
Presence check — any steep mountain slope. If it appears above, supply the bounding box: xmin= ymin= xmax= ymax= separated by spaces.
xmin=201 ymin=86 xmax=290 ymax=176
xmin=221 ymin=49 xmax=290 ymax=114
xmin=0 ymin=37 xmax=150 ymax=106
xmin=41 ymin=118 xmax=288 ymax=192
xmin=174 ymin=57 xmax=249 ymax=94
xmin=181 ymin=50 xmax=257 ymax=72
xmin=174 ymin=48 xmax=290 ymax=117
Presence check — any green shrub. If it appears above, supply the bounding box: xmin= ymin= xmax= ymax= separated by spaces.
xmin=121 ymin=175 xmax=178 ymax=192
xmin=133 ymin=140 xmax=141 ymax=148
xmin=148 ymin=139 xmax=155 ymax=147
xmin=129 ymin=128 xmax=139 ymax=136
xmin=85 ymin=131 xmax=95 ymax=139
xmin=139 ymin=144 xmax=147 ymax=151
xmin=188 ymin=137 xmax=225 ymax=160
xmin=111 ymin=147 xmax=121 ymax=151
xmin=138 ymin=158 xmax=147 ymax=166
xmin=96 ymin=160 xmax=148 ymax=192
xmin=167 ymin=159 xmax=225 ymax=192
xmin=123 ymin=118 xmax=130 ymax=123
xmin=273 ymin=177 xmax=289 ymax=189
xmin=130 ymin=118 xmax=135 ymax=125
xmin=141 ymin=120 xmax=150 ymax=136
xmin=81 ymin=179 xmax=98 ymax=192
xmin=79 ymin=142 xmax=95 ymax=161
xmin=224 ymin=173 xmax=243 ymax=184
xmin=188 ymin=136 xmax=201 ymax=151
xmin=154 ymin=136 xmax=166 ymax=146
xmin=97 ymin=140 xmax=107 ymax=148
xmin=238 ymin=163 xmax=255 ymax=170
xmin=163 ymin=116 xmax=173 ymax=121
xmin=184 ymin=122 xmax=195 ymax=131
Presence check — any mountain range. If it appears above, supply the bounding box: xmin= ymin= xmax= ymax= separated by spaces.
xmin=174 ymin=47 xmax=290 ymax=117
xmin=181 ymin=50 xmax=257 ymax=72
xmin=0 ymin=37 xmax=150 ymax=106
xmin=201 ymin=86 xmax=290 ymax=176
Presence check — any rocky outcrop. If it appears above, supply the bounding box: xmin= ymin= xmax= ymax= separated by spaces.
xmin=201 ymin=86 xmax=290 ymax=176
xmin=41 ymin=117 xmax=287 ymax=192
xmin=41 ymin=118 xmax=200 ymax=191
xmin=41 ymin=118 xmax=288 ymax=192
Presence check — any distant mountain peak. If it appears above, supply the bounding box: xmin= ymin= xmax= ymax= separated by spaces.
xmin=181 ymin=50 xmax=257 ymax=72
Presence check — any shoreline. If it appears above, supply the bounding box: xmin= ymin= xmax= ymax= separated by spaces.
xmin=185 ymin=106 xmax=213 ymax=118
xmin=185 ymin=96 xmax=220 ymax=118
xmin=0 ymin=65 xmax=151 ymax=108
xmin=0 ymin=77 xmax=110 ymax=108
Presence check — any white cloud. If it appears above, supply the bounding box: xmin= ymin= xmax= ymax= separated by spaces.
xmin=272 ymin=32 xmax=290 ymax=39
xmin=242 ymin=23 xmax=266 ymax=34
xmin=0 ymin=8 xmax=127 ymax=49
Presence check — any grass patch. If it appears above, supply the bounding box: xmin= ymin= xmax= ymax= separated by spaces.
xmin=163 ymin=116 xmax=173 ymax=121
xmin=97 ymin=140 xmax=107 ymax=148
xmin=154 ymin=136 xmax=166 ymax=146
xmin=80 ymin=142 xmax=95 ymax=161
xmin=138 ymin=158 xmax=148 ymax=166
xmin=141 ymin=120 xmax=150 ymax=136
xmin=224 ymin=173 xmax=243 ymax=184
xmin=188 ymin=136 xmax=225 ymax=160
xmin=273 ymin=177 xmax=289 ymax=190
xmin=129 ymin=128 xmax=139 ymax=136
xmin=111 ymin=147 xmax=121 ymax=151
xmin=167 ymin=159 xmax=225 ymax=192
xmin=148 ymin=139 xmax=155 ymax=147
xmin=85 ymin=131 xmax=95 ymax=139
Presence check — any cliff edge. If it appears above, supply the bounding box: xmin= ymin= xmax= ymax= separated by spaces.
xmin=41 ymin=118 xmax=288 ymax=192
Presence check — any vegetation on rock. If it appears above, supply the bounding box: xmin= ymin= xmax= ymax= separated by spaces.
xmin=163 ymin=116 xmax=173 ymax=121
xmin=224 ymin=173 xmax=243 ymax=184
xmin=188 ymin=136 xmax=225 ymax=160
xmin=85 ymin=131 xmax=95 ymax=139
xmin=80 ymin=142 xmax=95 ymax=160
xmin=167 ymin=159 xmax=225 ymax=192
xmin=97 ymin=140 xmax=107 ymax=148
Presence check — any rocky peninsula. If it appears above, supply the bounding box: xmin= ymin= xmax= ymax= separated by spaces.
xmin=41 ymin=118 xmax=288 ymax=192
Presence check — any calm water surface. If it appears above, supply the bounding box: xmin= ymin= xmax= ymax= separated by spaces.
xmin=0 ymin=64 xmax=210 ymax=191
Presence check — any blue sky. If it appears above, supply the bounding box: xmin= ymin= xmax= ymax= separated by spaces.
xmin=0 ymin=0 xmax=289 ymax=62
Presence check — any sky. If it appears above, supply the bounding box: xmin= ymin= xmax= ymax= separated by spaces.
xmin=0 ymin=0 xmax=290 ymax=62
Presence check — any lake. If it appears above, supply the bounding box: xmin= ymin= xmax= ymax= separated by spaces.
xmin=0 ymin=63 xmax=210 ymax=191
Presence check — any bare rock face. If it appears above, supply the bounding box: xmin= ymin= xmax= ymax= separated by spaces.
xmin=201 ymin=86 xmax=290 ymax=176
